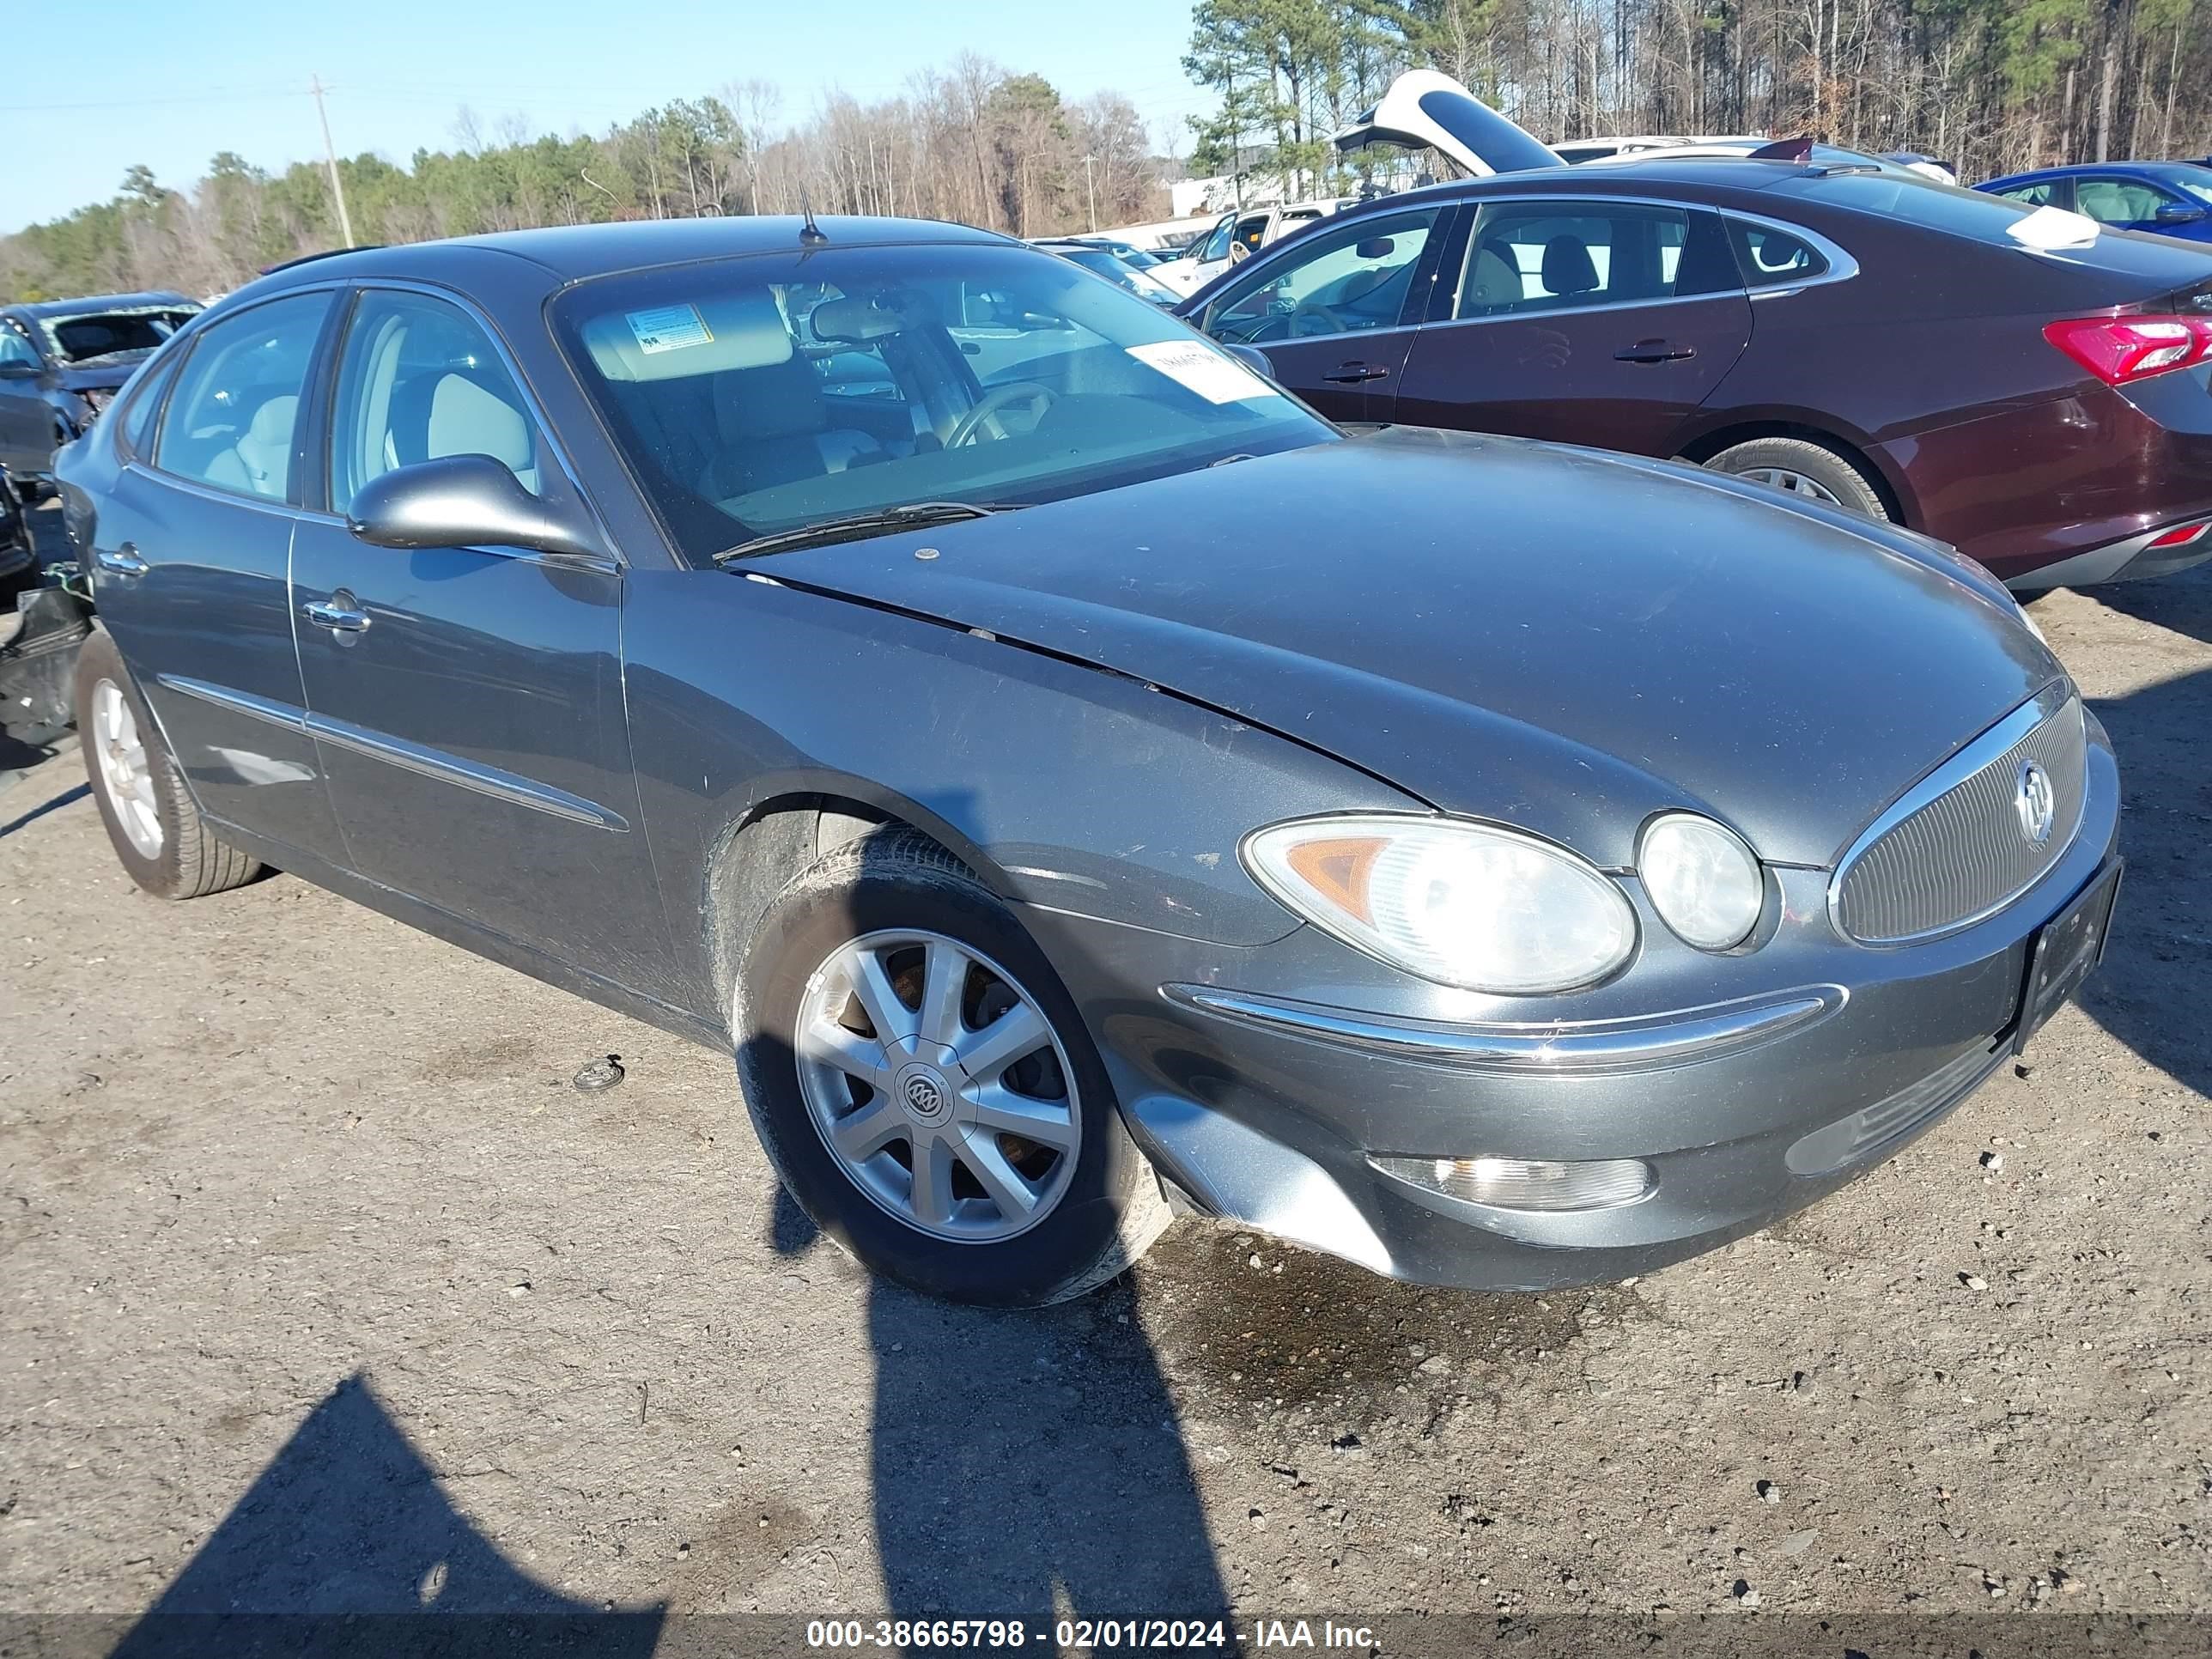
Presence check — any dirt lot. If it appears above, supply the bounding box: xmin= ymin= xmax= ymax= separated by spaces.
xmin=3 ymin=501 xmax=2209 ymax=1655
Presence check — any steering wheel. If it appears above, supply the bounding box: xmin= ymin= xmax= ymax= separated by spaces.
xmin=1289 ymin=301 xmax=1349 ymax=338
xmin=946 ymin=380 xmax=1058 ymax=448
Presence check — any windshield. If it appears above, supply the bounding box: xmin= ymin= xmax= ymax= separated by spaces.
xmin=551 ymin=241 xmax=1330 ymax=562
xmin=40 ymin=306 xmax=198 ymax=365
xmin=2167 ymin=168 xmax=2212 ymax=208
xmin=1779 ymin=169 xmax=2083 ymax=241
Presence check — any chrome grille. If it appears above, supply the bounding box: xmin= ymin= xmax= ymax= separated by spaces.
xmin=1833 ymin=691 xmax=2086 ymax=945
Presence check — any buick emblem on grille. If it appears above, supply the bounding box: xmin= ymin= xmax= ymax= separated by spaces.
xmin=2015 ymin=759 xmax=2056 ymax=845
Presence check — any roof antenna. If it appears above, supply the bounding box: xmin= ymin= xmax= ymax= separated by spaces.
xmin=799 ymin=201 xmax=829 ymax=247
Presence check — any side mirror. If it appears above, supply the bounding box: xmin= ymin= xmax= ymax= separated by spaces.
xmin=2154 ymin=204 xmax=2208 ymax=225
xmin=1223 ymin=343 xmax=1275 ymax=381
xmin=0 ymin=359 xmax=40 ymax=380
xmin=346 ymin=455 xmax=601 ymax=560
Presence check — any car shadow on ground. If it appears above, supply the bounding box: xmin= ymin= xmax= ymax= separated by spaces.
xmin=100 ymin=1375 xmax=665 ymax=1658
xmin=2060 ymin=568 xmax=2212 ymax=1103
xmin=768 ymin=1188 xmax=1237 ymax=1649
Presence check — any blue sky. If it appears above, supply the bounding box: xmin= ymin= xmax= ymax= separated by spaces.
xmin=3 ymin=0 xmax=1215 ymax=233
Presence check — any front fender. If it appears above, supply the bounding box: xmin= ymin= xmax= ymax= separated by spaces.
xmin=622 ymin=569 xmax=1426 ymax=1012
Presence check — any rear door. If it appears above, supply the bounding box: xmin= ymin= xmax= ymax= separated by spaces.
xmin=287 ymin=284 xmax=665 ymax=971
xmin=1192 ymin=204 xmax=1451 ymax=422
xmin=85 ymin=289 xmax=352 ymax=865
xmin=1391 ymin=197 xmax=1752 ymax=454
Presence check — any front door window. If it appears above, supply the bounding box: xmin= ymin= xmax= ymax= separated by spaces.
xmin=1201 ymin=210 xmax=1442 ymax=343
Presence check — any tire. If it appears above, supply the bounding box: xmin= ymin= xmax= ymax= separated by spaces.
xmin=732 ymin=829 xmax=1170 ymax=1306
xmin=72 ymin=627 xmax=262 ymax=899
xmin=1701 ymin=437 xmax=1892 ymax=522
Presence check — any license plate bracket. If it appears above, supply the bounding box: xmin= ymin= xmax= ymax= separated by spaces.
xmin=2013 ymin=859 xmax=2123 ymax=1056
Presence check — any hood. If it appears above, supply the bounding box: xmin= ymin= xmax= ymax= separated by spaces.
xmin=1330 ymin=70 xmax=1564 ymax=179
xmin=765 ymin=429 xmax=2057 ymax=869
xmin=58 ymin=358 xmax=147 ymax=393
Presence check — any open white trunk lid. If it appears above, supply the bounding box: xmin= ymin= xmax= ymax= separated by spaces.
xmin=1329 ymin=70 xmax=1564 ymax=179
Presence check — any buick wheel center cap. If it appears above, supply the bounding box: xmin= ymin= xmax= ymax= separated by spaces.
xmin=891 ymin=1046 xmax=962 ymax=1127
xmin=2015 ymin=759 xmax=2056 ymax=845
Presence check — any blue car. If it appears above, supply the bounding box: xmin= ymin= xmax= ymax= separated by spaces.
xmin=1977 ymin=161 xmax=2212 ymax=243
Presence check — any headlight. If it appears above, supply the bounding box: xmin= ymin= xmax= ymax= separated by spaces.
xmin=1638 ymin=812 xmax=1763 ymax=951
xmin=1242 ymin=815 xmax=1637 ymax=994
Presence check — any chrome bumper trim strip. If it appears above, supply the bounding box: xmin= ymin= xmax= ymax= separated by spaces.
xmin=1161 ymin=983 xmax=1843 ymax=1073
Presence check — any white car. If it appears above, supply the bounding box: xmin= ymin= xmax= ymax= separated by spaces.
xmin=1179 ymin=198 xmax=1352 ymax=291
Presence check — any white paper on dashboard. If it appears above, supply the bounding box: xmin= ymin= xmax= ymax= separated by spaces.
xmin=1125 ymin=340 xmax=1280 ymax=404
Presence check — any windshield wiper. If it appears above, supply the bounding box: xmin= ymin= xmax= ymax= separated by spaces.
xmin=712 ymin=500 xmax=1022 ymax=563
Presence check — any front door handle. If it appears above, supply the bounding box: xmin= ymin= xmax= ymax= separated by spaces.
xmin=94 ymin=544 xmax=149 ymax=577
xmin=1322 ymin=362 xmax=1389 ymax=385
xmin=302 ymin=592 xmax=371 ymax=634
xmin=1614 ymin=340 xmax=1696 ymax=364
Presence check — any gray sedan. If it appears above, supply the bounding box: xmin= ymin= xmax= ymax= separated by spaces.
xmin=55 ymin=216 xmax=2119 ymax=1305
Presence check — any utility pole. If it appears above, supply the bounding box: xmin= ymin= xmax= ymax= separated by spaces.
xmin=1083 ymin=155 xmax=1097 ymax=231
xmin=310 ymin=76 xmax=356 ymax=248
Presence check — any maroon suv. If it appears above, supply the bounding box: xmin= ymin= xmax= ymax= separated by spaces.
xmin=1182 ymin=143 xmax=2212 ymax=589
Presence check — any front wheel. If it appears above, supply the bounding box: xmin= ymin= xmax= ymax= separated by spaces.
xmin=732 ymin=830 xmax=1168 ymax=1305
xmin=1701 ymin=437 xmax=1892 ymax=522
xmin=72 ymin=627 xmax=262 ymax=899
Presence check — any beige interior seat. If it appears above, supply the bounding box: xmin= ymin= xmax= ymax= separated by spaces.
xmin=204 ymin=395 xmax=299 ymax=500
xmin=426 ymin=374 xmax=540 ymax=494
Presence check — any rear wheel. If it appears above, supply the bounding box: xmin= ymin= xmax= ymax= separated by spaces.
xmin=732 ymin=829 xmax=1169 ymax=1305
xmin=1702 ymin=437 xmax=1891 ymax=522
xmin=73 ymin=628 xmax=262 ymax=899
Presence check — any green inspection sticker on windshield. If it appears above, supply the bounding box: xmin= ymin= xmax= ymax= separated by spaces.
xmin=626 ymin=304 xmax=714 ymax=356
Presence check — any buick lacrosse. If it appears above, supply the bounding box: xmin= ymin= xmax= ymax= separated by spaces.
xmin=57 ymin=216 xmax=2119 ymax=1304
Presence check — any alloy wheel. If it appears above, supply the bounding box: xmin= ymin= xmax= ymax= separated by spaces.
xmin=1737 ymin=466 xmax=1845 ymax=507
xmin=91 ymin=679 xmax=162 ymax=859
xmin=793 ymin=928 xmax=1082 ymax=1243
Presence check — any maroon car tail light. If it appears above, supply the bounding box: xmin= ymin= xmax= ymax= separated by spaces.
xmin=2042 ymin=314 xmax=2212 ymax=386
xmin=2147 ymin=521 xmax=2209 ymax=550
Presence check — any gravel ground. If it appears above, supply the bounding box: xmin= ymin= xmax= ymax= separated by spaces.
xmin=3 ymin=502 xmax=2209 ymax=1655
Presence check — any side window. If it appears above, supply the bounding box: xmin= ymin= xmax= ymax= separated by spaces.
xmin=2075 ymin=177 xmax=2178 ymax=225
xmin=155 ymin=291 xmax=334 ymax=501
xmin=1996 ymin=180 xmax=2059 ymax=208
xmin=1455 ymin=203 xmax=1726 ymax=319
xmin=0 ymin=326 xmax=41 ymax=369
xmin=1197 ymin=216 xmax=1236 ymax=264
xmin=1231 ymin=214 xmax=1270 ymax=261
xmin=116 ymin=352 xmax=182 ymax=459
xmin=1201 ymin=210 xmax=1441 ymax=343
xmin=1725 ymin=219 xmax=1832 ymax=289
xmin=327 ymin=290 xmax=544 ymax=516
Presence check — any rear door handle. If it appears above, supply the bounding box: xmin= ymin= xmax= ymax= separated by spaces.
xmin=94 ymin=544 xmax=149 ymax=577
xmin=302 ymin=592 xmax=371 ymax=634
xmin=1613 ymin=340 xmax=1696 ymax=364
xmin=1321 ymin=362 xmax=1389 ymax=385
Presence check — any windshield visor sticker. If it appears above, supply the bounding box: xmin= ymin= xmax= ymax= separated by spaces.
xmin=626 ymin=304 xmax=715 ymax=355
xmin=1126 ymin=339 xmax=1280 ymax=404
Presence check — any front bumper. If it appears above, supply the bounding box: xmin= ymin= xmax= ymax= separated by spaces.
xmin=1026 ymin=714 xmax=2121 ymax=1291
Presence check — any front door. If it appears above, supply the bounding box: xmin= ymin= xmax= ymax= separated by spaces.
xmin=84 ymin=289 xmax=352 ymax=865
xmin=1393 ymin=198 xmax=1753 ymax=455
xmin=1193 ymin=204 xmax=1448 ymax=422
xmin=288 ymin=285 xmax=665 ymax=974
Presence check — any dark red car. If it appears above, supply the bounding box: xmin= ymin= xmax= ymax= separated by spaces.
xmin=1179 ymin=100 xmax=2212 ymax=590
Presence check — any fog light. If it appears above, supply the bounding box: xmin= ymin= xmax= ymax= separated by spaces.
xmin=1374 ymin=1153 xmax=1654 ymax=1212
